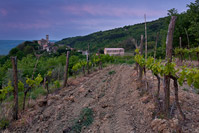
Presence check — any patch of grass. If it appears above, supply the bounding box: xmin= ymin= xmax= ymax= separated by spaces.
xmin=0 ymin=118 xmax=9 ymax=130
xmin=64 ymin=107 xmax=94 ymax=133
xmin=108 ymin=70 xmax=116 ymax=75
xmin=183 ymin=88 xmax=188 ymax=91
xmin=157 ymin=113 xmax=166 ymax=119
xmin=112 ymin=56 xmax=135 ymax=65
xmin=6 ymin=95 xmax=14 ymax=102
xmin=30 ymin=87 xmax=47 ymax=100
xmin=98 ymin=92 xmax=105 ymax=99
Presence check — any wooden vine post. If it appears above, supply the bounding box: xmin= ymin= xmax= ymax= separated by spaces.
xmin=179 ymin=37 xmax=182 ymax=48
xmin=63 ymin=51 xmax=70 ymax=88
xmin=184 ymin=28 xmax=190 ymax=49
xmin=87 ymin=44 xmax=90 ymax=74
xmin=138 ymin=35 xmax=144 ymax=81
xmin=98 ymin=49 xmax=102 ymax=70
xmin=164 ymin=16 xmax=177 ymax=118
xmin=144 ymin=14 xmax=147 ymax=59
xmin=184 ymin=28 xmax=191 ymax=61
xmin=179 ymin=37 xmax=183 ymax=63
xmin=11 ymin=57 xmax=18 ymax=120
xmin=144 ymin=14 xmax=148 ymax=90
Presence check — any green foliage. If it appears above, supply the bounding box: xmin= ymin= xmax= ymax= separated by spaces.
xmin=0 ymin=80 xmax=25 ymax=101
xmin=47 ymin=70 xmax=52 ymax=77
xmin=18 ymin=81 xmax=25 ymax=92
xmin=30 ymin=87 xmax=47 ymax=100
xmin=18 ymin=54 xmax=36 ymax=77
xmin=26 ymin=74 xmax=43 ymax=89
xmin=56 ymin=17 xmax=168 ymax=52
xmin=72 ymin=63 xmax=82 ymax=73
xmin=167 ymin=8 xmax=178 ymax=16
xmin=0 ymin=81 xmax=13 ymax=100
xmin=135 ymin=50 xmax=199 ymax=89
xmin=174 ymin=47 xmax=199 ymax=60
xmin=0 ymin=118 xmax=9 ymax=130
xmin=53 ymin=80 xmax=60 ymax=89
xmin=108 ymin=70 xmax=116 ymax=75
xmin=187 ymin=0 xmax=199 ymax=43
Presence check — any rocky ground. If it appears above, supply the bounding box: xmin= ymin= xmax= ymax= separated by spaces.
xmin=2 ymin=64 xmax=199 ymax=133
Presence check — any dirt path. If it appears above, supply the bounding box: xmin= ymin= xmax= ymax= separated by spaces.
xmin=5 ymin=65 xmax=156 ymax=133
xmin=4 ymin=64 xmax=199 ymax=133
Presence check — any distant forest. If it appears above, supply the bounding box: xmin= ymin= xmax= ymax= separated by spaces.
xmin=57 ymin=0 xmax=199 ymax=57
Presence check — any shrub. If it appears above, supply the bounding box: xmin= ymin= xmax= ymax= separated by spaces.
xmin=108 ymin=70 xmax=116 ymax=75
xmin=0 ymin=118 xmax=9 ymax=130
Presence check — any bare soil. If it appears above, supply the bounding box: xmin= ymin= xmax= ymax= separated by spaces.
xmin=3 ymin=64 xmax=199 ymax=133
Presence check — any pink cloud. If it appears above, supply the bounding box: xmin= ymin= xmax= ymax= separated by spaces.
xmin=61 ymin=4 xmax=165 ymax=18
xmin=0 ymin=8 xmax=8 ymax=16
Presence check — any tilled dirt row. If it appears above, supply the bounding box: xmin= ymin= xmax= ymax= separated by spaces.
xmin=6 ymin=65 xmax=154 ymax=133
xmin=6 ymin=64 xmax=199 ymax=133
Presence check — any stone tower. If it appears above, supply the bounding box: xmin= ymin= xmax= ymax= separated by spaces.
xmin=46 ymin=35 xmax=49 ymax=43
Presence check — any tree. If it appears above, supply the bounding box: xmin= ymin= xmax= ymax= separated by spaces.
xmin=9 ymin=48 xmax=19 ymax=56
xmin=167 ymin=8 xmax=178 ymax=16
xmin=187 ymin=0 xmax=199 ymax=43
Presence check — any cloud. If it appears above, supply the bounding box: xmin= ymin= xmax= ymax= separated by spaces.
xmin=61 ymin=4 xmax=165 ymax=18
xmin=0 ymin=8 xmax=8 ymax=16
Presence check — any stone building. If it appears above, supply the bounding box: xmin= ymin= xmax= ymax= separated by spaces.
xmin=38 ymin=35 xmax=49 ymax=46
xmin=104 ymin=48 xmax=124 ymax=56
xmin=37 ymin=35 xmax=56 ymax=52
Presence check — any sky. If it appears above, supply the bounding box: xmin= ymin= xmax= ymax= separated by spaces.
xmin=0 ymin=0 xmax=195 ymax=40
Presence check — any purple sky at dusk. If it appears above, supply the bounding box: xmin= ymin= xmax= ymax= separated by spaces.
xmin=0 ymin=0 xmax=195 ymax=40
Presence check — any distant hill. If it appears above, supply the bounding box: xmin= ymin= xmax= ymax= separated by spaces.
xmin=56 ymin=17 xmax=169 ymax=52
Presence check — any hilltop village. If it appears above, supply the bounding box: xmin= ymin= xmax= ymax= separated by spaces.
xmin=37 ymin=35 xmax=125 ymax=56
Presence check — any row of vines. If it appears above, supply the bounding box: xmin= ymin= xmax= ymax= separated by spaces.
xmin=135 ymin=16 xmax=199 ymax=120
xmin=0 ymin=52 xmax=115 ymax=122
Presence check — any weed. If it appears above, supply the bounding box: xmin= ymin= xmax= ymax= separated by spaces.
xmin=108 ymin=70 xmax=116 ymax=75
xmin=64 ymin=107 xmax=94 ymax=133
xmin=183 ymin=88 xmax=188 ymax=91
xmin=0 ymin=118 xmax=9 ymax=130
xmin=30 ymin=87 xmax=47 ymax=100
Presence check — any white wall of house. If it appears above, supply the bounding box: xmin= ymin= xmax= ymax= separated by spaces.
xmin=104 ymin=48 xmax=124 ymax=56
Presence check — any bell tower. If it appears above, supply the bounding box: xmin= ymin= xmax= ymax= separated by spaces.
xmin=46 ymin=35 xmax=49 ymax=43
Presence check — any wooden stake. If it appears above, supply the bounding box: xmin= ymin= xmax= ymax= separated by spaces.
xmin=144 ymin=14 xmax=147 ymax=59
xmin=164 ymin=16 xmax=177 ymax=118
xmin=138 ymin=35 xmax=144 ymax=81
xmin=179 ymin=37 xmax=182 ymax=48
xmin=63 ymin=51 xmax=70 ymax=88
xmin=87 ymin=44 xmax=90 ymax=74
xmin=184 ymin=28 xmax=190 ymax=49
xmin=11 ymin=57 xmax=18 ymax=120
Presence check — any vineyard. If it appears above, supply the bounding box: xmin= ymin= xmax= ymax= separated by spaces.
xmin=0 ymin=50 xmax=135 ymax=130
xmin=0 ymin=0 xmax=199 ymax=132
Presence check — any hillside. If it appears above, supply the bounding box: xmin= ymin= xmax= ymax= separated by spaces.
xmin=4 ymin=65 xmax=199 ymax=133
xmin=56 ymin=17 xmax=169 ymax=52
